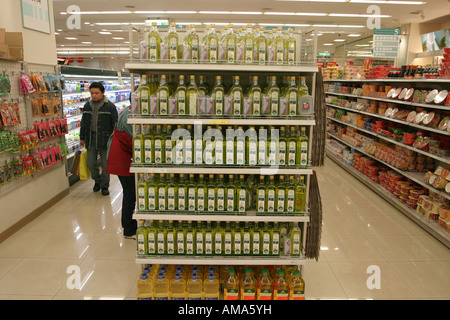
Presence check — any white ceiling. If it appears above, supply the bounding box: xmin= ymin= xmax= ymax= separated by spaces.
xmin=52 ymin=0 xmax=450 ymax=59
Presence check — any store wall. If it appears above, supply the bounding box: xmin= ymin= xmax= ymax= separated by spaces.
xmin=0 ymin=0 xmax=68 ymax=237
xmin=0 ymin=0 xmax=57 ymax=65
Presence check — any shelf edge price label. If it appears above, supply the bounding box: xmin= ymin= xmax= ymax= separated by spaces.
xmin=210 ymin=120 xmax=229 ymax=125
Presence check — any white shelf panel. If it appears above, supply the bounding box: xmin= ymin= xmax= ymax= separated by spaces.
xmin=133 ymin=212 xmax=309 ymax=223
xmin=130 ymin=165 xmax=313 ymax=175
xmin=327 ymin=116 xmax=450 ymax=165
xmin=125 ymin=62 xmax=318 ymax=74
xmin=326 ymin=147 xmax=450 ymax=248
xmin=127 ymin=117 xmax=315 ymax=126
xmin=326 ymin=103 xmax=450 ymax=136
xmin=135 ymin=255 xmax=307 ymax=266
xmin=327 ymin=132 xmax=450 ymax=201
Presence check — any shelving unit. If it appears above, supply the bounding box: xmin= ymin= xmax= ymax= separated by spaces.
xmin=325 ymin=78 xmax=450 ymax=247
xmin=126 ymin=61 xmax=318 ymax=268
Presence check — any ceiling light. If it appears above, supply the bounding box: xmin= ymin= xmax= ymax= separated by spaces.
xmin=199 ymin=11 xmax=230 ymax=14
xmin=329 ymin=13 xmax=390 ymax=17
xmin=65 ymin=37 xmax=78 ymax=40
xmin=349 ymin=0 xmax=425 ymax=4
xmin=81 ymin=42 xmax=92 ymax=44
xmin=135 ymin=11 xmax=166 ymax=14
xmin=96 ymin=22 xmax=146 ymax=26
xmin=54 ymin=32 xmax=60 ymax=35
xmin=99 ymin=32 xmax=112 ymax=35
xmin=348 ymin=34 xmax=362 ymax=37
xmin=334 ymin=39 xmax=346 ymax=42
xmin=296 ymin=13 xmax=328 ymax=16
xmin=323 ymin=43 xmax=334 ymax=46
xmin=176 ymin=22 xmax=203 ymax=25
xmin=165 ymin=11 xmax=197 ymax=14
xmin=68 ymin=11 xmax=133 ymax=15
xmin=113 ymin=37 xmax=125 ymax=40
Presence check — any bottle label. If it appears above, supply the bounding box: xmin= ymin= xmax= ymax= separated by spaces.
xmin=138 ymin=187 xmax=146 ymax=210
xmin=257 ymin=189 xmax=265 ymax=212
xmin=227 ymin=39 xmax=235 ymax=63
xmin=236 ymin=141 xmax=244 ymax=165
xmin=189 ymin=93 xmax=197 ymax=115
xmin=165 ymin=141 xmax=172 ymax=163
xmin=301 ymin=141 xmax=308 ymax=166
xmin=178 ymin=188 xmax=185 ymax=210
xmin=224 ymin=233 xmax=232 ymax=254
xmin=205 ymin=142 xmax=213 ymax=164
xmin=291 ymin=290 xmax=305 ymax=300
xmin=177 ymin=233 xmax=185 ymax=254
xmin=277 ymin=189 xmax=285 ymax=212
xmin=259 ymin=42 xmax=266 ymax=64
xmin=196 ymin=233 xmax=204 ymax=254
xmin=289 ymin=141 xmax=296 ymax=165
xmin=238 ymin=189 xmax=246 ymax=212
xmin=215 ymin=233 xmax=222 ymax=255
xmin=154 ymin=140 xmax=162 ymax=163
xmin=234 ymin=233 xmax=242 ymax=255
xmin=253 ymin=91 xmax=261 ymax=115
xmin=148 ymin=187 xmax=156 ymax=210
xmin=178 ymin=90 xmax=186 ymax=114
xmin=158 ymin=188 xmax=166 ymax=211
xmin=249 ymin=141 xmax=257 ymax=165
xmin=205 ymin=233 xmax=213 ymax=254
xmin=226 ymin=140 xmax=234 ymax=164
xmin=227 ymin=189 xmax=234 ymax=211
xmin=188 ymin=188 xmax=196 ymax=211
xmin=215 ymin=91 xmax=223 ymax=114
xmin=159 ymin=90 xmax=168 ymax=114
xmin=155 ymin=297 xmax=169 ymax=300
xmin=134 ymin=140 xmax=142 ymax=163
xmin=137 ymin=234 xmax=146 ymax=254
xmin=241 ymin=289 xmax=256 ymax=300
xmin=224 ymin=289 xmax=239 ymax=300
xmin=208 ymin=189 xmax=215 ymax=211
xmin=175 ymin=141 xmax=183 ymax=164
xmin=268 ymin=141 xmax=276 ymax=165
xmin=168 ymin=188 xmax=175 ymax=210
xmin=192 ymin=39 xmax=199 ymax=61
xmin=271 ymin=92 xmax=279 ymax=115
xmin=257 ymin=289 xmax=273 ymax=300
xmin=185 ymin=140 xmax=193 ymax=163
xmin=289 ymin=92 xmax=297 ymax=115
xmin=274 ymin=290 xmax=289 ymax=300
xmin=217 ymin=188 xmax=225 ymax=210
xmin=258 ymin=142 xmax=266 ymax=165
xmin=210 ymin=39 xmax=217 ymax=63
xmin=243 ymin=232 xmax=251 ymax=254
xmin=279 ymin=141 xmax=286 ymax=165
xmin=197 ymin=188 xmax=205 ymax=211
xmin=288 ymin=42 xmax=295 ymax=63
xmin=186 ymin=233 xmax=194 ymax=254
xmin=169 ymin=38 xmax=177 ymax=62
xmin=276 ymin=41 xmax=284 ymax=64
xmin=141 ymin=91 xmax=149 ymax=114
xmin=287 ymin=190 xmax=295 ymax=212
xmin=272 ymin=233 xmax=280 ymax=255
xmin=167 ymin=233 xmax=174 ymax=254
xmin=144 ymin=139 xmax=152 ymax=163
xmin=233 ymin=91 xmax=241 ymax=115
xmin=262 ymin=232 xmax=270 ymax=255
xmin=267 ymin=190 xmax=275 ymax=212
xmin=215 ymin=144 xmax=223 ymax=165
xmin=252 ymin=233 xmax=260 ymax=254
xmin=195 ymin=139 xmax=203 ymax=164
xmin=292 ymin=233 xmax=301 ymax=255
xmin=149 ymin=36 xmax=157 ymax=61
xmin=157 ymin=232 xmax=165 ymax=254
xmin=245 ymin=38 xmax=253 ymax=63
xmin=148 ymin=232 xmax=156 ymax=254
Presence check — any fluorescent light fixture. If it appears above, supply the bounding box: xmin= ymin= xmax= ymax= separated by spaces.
xmin=355 ymin=44 xmax=371 ymax=46
xmin=334 ymin=39 xmax=346 ymax=42
xmin=348 ymin=34 xmax=362 ymax=37
xmin=323 ymin=43 xmax=334 ymax=46
xmin=112 ymin=37 xmax=125 ymax=40
xmin=69 ymin=11 xmax=133 ymax=15
xmin=199 ymin=11 xmax=230 ymax=14
xmin=264 ymin=12 xmax=326 ymax=16
xmin=286 ymin=24 xmax=311 ymax=27
xmin=329 ymin=13 xmax=390 ymax=17
xmin=135 ymin=11 xmax=166 ymax=14
xmin=60 ymin=12 xmax=67 ymax=15
xmin=277 ymin=0 xmax=347 ymax=2
xmin=349 ymin=0 xmax=425 ymax=4
xmin=166 ymin=11 xmax=197 ymax=14
xmin=65 ymin=37 xmax=78 ymax=40
xmin=81 ymin=42 xmax=92 ymax=44
xmin=264 ymin=12 xmax=297 ymax=15
xmin=296 ymin=12 xmax=327 ymax=16
xmin=176 ymin=22 xmax=202 ymax=25
xmin=99 ymin=31 xmax=112 ymax=35
xmin=145 ymin=20 xmax=169 ymax=25
xmin=96 ymin=22 xmax=146 ymax=26
xmin=230 ymin=11 xmax=263 ymax=15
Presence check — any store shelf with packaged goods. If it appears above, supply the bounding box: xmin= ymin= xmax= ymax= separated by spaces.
xmin=125 ymin=61 xmax=318 ymax=75
xmin=326 ymin=116 xmax=450 ymax=165
xmin=326 ymin=131 xmax=450 ymax=202
xmin=135 ymin=255 xmax=307 ymax=266
xmin=325 ymin=91 xmax=450 ymax=112
xmin=326 ymin=146 xmax=450 ymax=248
xmin=326 ymin=103 xmax=450 ymax=137
xmin=324 ymin=79 xmax=450 ymax=84
xmin=133 ymin=212 xmax=309 ymax=223
xmin=127 ymin=116 xmax=315 ymax=127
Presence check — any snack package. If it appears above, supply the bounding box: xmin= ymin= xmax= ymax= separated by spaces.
xmin=0 ymin=104 xmax=13 ymax=126
xmin=3 ymin=74 xmax=11 ymax=95
xmin=43 ymin=75 xmax=53 ymax=92
xmin=0 ymin=74 xmax=4 ymax=96
xmin=11 ymin=158 xmax=23 ymax=178
xmin=32 ymin=75 xmax=48 ymax=93
xmin=40 ymin=149 xmax=52 ymax=168
xmin=3 ymin=162 xmax=12 ymax=182
xmin=60 ymin=76 xmax=66 ymax=91
xmin=22 ymin=155 xmax=34 ymax=175
xmin=0 ymin=165 xmax=4 ymax=185
xmin=1 ymin=130 xmax=12 ymax=152
xmin=40 ymin=96 xmax=51 ymax=115
xmin=32 ymin=152 xmax=45 ymax=171
xmin=53 ymin=145 xmax=62 ymax=162
xmin=12 ymin=102 xmax=21 ymax=125
xmin=19 ymin=74 xmax=36 ymax=94
xmin=29 ymin=130 xmax=39 ymax=148
xmin=51 ymin=97 xmax=61 ymax=114
xmin=10 ymin=133 xmax=20 ymax=153
xmin=31 ymin=97 xmax=41 ymax=117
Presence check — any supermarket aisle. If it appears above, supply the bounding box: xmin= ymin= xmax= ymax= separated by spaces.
xmin=0 ymin=159 xmax=449 ymax=300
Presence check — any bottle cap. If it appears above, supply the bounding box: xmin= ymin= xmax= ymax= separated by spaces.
xmin=141 ymin=274 xmax=148 ymax=280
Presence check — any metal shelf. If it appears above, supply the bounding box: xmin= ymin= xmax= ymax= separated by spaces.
xmin=327 ymin=116 xmax=450 ymax=165
xmin=326 ymin=103 xmax=450 ymax=136
xmin=326 ymin=147 xmax=450 ymax=248
xmin=130 ymin=165 xmax=313 ymax=175
xmin=125 ymin=62 xmax=318 ymax=74
xmin=127 ymin=116 xmax=315 ymax=126
xmin=327 ymin=132 xmax=450 ymax=201
xmin=135 ymin=255 xmax=307 ymax=266
xmin=133 ymin=212 xmax=309 ymax=223
xmin=325 ymin=91 xmax=450 ymax=111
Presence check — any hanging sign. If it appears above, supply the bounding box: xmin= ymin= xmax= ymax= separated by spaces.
xmin=21 ymin=0 xmax=51 ymax=34
xmin=373 ymin=28 xmax=401 ymax=58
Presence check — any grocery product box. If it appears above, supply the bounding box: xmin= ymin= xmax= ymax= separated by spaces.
xmin=5 ymin=32 xmax=23 ymax=47
xmin=9 ymin=45 xmax=23 ymax=61
xmin=0 ymin=44 xmax=10 ymax=60
xmin=0 ymin=28 xmax=5 ymax=44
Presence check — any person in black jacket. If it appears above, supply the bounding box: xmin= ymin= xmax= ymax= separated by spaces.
xmin=80 ymin=82 xmax=118 ymax=196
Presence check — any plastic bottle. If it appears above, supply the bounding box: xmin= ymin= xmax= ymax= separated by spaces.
xmin=170 ymin=273 xmax=186 ymax=300
xmin=257 ymin=269 xmax=273 ymax=300
xmin=153 ymin=273 xmax=170 ymax=300
xmin=204 ymin=273 xmax=220 ymax=300
xmin=224 ymin=269 xmax=240 ymax=300
xmin=273 ymin=269 xmax=289 ymax=300
xmin=137 ymin=273 xmax=153 ymax=300
xmin=289 ymin=270 xmax=305 ymax=300
xmin=187 ymin=273 xmax=203 ymax=300
xmin=241 ymin=268 xmax=256 ymax=300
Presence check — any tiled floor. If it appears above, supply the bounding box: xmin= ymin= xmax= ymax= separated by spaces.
xmin=0 ymin=158 xmax=449 ymax=300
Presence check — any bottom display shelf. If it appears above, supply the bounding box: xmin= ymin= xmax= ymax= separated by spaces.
xmin=326 ymin=146 xmax=450 ymax=248
xmin=136 ymin=255 xmax=307 ymax=266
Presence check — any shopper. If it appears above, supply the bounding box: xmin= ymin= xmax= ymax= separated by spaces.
xmin=80 ymin=82 xmax=118 ymax=196
xmin=106 ymin=105 xmax=137 ymax=239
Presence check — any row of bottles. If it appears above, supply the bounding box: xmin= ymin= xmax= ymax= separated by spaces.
xmin=135 ymin=74 xmax=311 ymax=117
xmin=143 ymin=23 xmax=297 ymax=65
xmin=136 ymin=220 xmax=302 ymax=257
xmin=137 ymin=264 xmax=305 ymax=300
xmin=136 ymin=174 xmax=307 ymax=214
xmin=133 ymin=125 xmax=309 ymax=167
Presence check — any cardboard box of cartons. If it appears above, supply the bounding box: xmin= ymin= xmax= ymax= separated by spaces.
xmin=5 ymin=32 xmax=23 ymax=47
xmin=9 ymin=46 xmax=23 ymax=61
xmin=0 ymin=44 xmax=11 ymax=60
xmin=0 ymin=29 xmax=6 ymax=44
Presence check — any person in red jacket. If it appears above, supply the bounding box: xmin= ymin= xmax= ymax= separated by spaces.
xmin=106 ymin=106 xmax=136 ymax=239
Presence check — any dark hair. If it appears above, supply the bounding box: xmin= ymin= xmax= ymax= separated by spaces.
xmin=89 ymin=82 xmax=105 ymax=93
